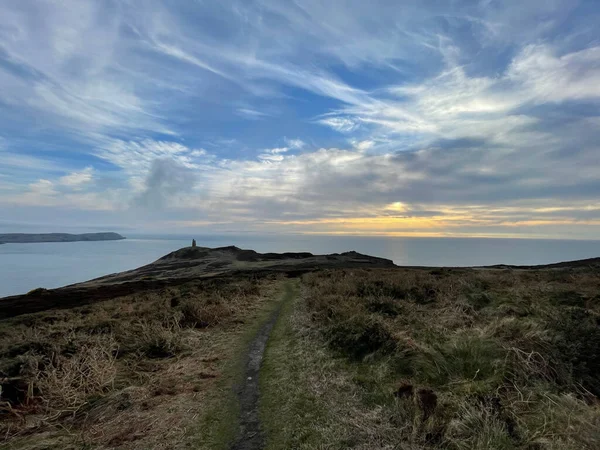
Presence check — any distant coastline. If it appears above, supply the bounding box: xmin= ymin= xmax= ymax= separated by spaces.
xmin=0 ymin=232 xmax=126 ymax=244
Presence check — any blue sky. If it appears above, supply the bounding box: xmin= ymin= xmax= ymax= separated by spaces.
xmin=1 ymin=0 xmax=600 ymax=238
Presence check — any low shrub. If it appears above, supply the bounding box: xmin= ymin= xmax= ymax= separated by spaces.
xmin=445 ymin=402 xmax=516 ymax=450
xmin=366 ymin=296 xmax=402 ymax=317
xmin=408 ymin=285 xmax=437 ymax=304
xmin=356 ymin=279 xmax=407 ymax=299
xmin=518 ymin=393 xmax=600 ymax=448
xmin=136 ymin=321 xmax=184 ymax=358
xmin=548 ymin=307 xmax=600 ymax=395
xmin=412 ymin=334 xmax=506 ymax=388
xmin=300 ymin=268 xmax=600 ymax=449
xmin=0 ymin=337 xmax=118 ymax=412
xmin=550 ymin=290 xmax=586 ymax=308
xmin=466 ymin=291 xmax=493 ymax=310
xmin=326 ymin=316 xmax=396 ymax=359
xmin=178 ymin=298 xmax=231 ymax=328
xmin=34 ymin=340 xmax=118 ymax=409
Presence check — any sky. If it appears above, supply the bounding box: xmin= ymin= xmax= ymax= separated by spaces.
xmin=1 ymin=0 xmax=600 ymax=239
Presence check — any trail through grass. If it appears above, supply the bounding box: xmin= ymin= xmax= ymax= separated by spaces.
xmin=0 ymin=276 xmax=285 ymax=449
xmin=259 ymin=268 xmax=600 ymax=449
xmin=192 ymin=280 xmax=293 ymax=450
xmin=4 ymin=266 xmax=600 ymax=449
xmin=229 ymin=280 xmax=298 ymax=450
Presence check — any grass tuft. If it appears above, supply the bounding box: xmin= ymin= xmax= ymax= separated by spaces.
xmin=0 ymin=276 xmax=273 ymax=448
xmin=293 ymin=267 xmax=600 ymax=448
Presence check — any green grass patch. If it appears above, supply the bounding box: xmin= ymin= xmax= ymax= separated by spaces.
xmin=260 ymin=281 xmax=361 ymax=449
xmin=298 ymin=268 xmax=600 ymax=448
xmin=413 ymin=333 xmax=507 ymax=390
xmin=192 ymin=280 xmax=288 ymax=450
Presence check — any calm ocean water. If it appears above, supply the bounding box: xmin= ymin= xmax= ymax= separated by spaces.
xmin=1 ymin=234 xmax=600 ymax=297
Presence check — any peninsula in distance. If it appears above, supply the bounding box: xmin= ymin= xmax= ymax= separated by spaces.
xmin=0 ymin=232 xmax=126 ymax=244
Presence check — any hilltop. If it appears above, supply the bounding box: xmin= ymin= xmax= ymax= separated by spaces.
xmin=0 ymin=246 xmax=394 ymax=318
xmin=89 ymin=245 xmax=395 ymax=285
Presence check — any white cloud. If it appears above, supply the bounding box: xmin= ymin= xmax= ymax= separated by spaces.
xmin=1 ymin=1 xmax=600 ymax=238
xmin=317 ymin=117 xmax=360 ymax=133
xmin=29 ymin=179 xmax=57 ymax=196
xmin=2 ymin=0 xmax=594 ymax=156
xmin=269 ymin=147 xmax=290 ymax=154
xmin=59 ymin=167 xmax=94 ymax=189
xmin=352 ymin=140 xmax=375 ymax=151
xmin=0 ymin=1 xmax=140 ymax=135
xmin=257 ymin=147 xmax=290 ymax=161
xmin=508 ymin=45 xmax=600 ymax=103
xmin=257 ymin=140 xmax=305 ymax=161
xmin=3 ymin=131 xmax=600 ymax=237
xmin=96 ymin=139 xmax=210 ymax=184
xmin=190 ymin=149 xmax=208 ymax=158
xmin=284 ymin=138 xmax=305 ymax=149
xmin=236 ymin=108 xmax=271 ymax=119
xmin=257 ymin=154 xmax=285 ymax=162
xmin=312 ymin=43 xmax=600 ymax=155
xmin=150 ymin=41 xmax=232 ymax=81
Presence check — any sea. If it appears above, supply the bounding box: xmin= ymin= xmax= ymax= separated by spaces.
xmin=1 ymin=234 xmax=600 ymax=298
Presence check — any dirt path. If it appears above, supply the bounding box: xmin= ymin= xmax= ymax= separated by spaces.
xmin=230 ymin=281 xmax=295 ymax=450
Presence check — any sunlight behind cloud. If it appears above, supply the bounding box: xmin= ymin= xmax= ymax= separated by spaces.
xmin=0 ymin=0 xmax=598 ymax=239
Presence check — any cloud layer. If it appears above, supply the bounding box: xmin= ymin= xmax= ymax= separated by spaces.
xmin=0 ymin=0 xmax=599 ymax=238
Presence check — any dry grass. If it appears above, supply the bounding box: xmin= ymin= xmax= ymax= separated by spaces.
xmin=260 ymin=267 xmax=600 ymax=449
xmin=0 ymin=276 xmax=282 ymax=449
xmin=3 ymin=266 xmax=599 ymax=449
xmin=260 ymin=287 xmax=377 ymax=449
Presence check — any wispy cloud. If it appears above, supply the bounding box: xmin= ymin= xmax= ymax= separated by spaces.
xmin=29 ymin=179 xmax=57 ymax=197
xmin=0 ymin=0 xmax=599 ymax=238
xmin=317 ymin=117 xmax=360 ymax=133
xmin=236 ymin=108 xmax=272 ymax=120
xmin=284 ymin=138 xmax=305 ymax=149
xmin=59 ymin=167 xmax=94 ymax=189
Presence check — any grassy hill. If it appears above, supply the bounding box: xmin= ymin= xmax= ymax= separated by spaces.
xmin=1 ymin=247 xmax=599 ymax=449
